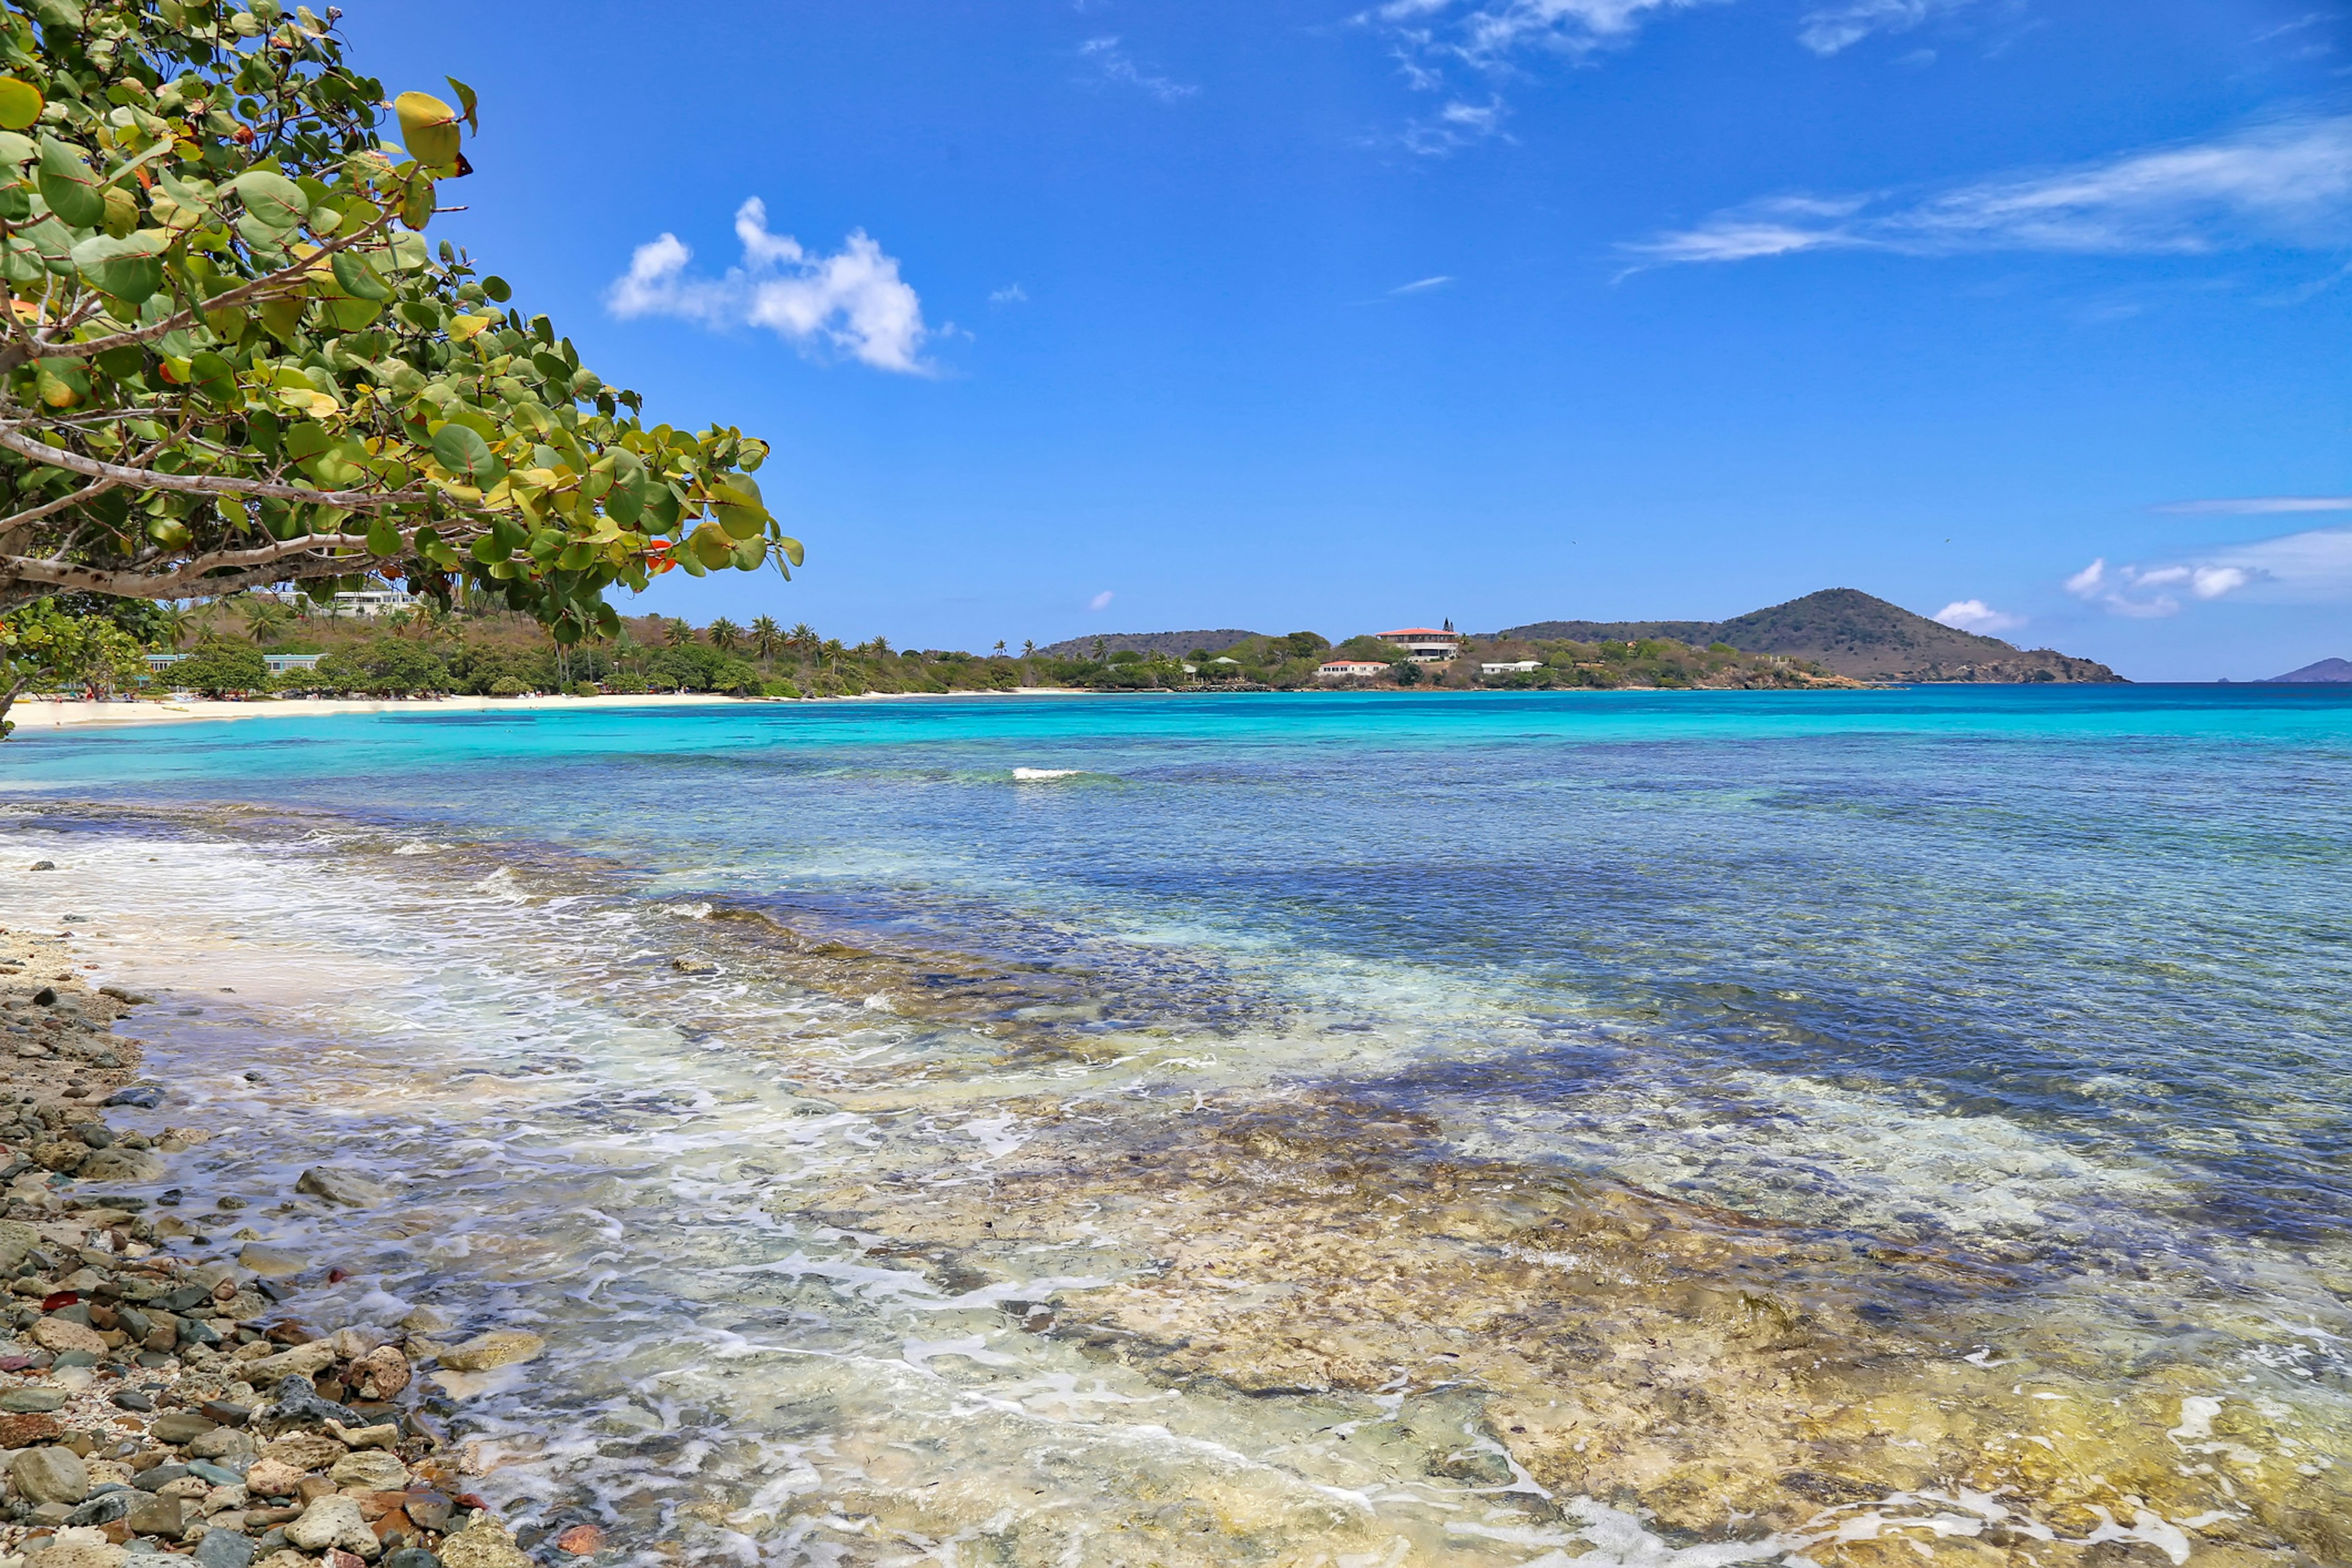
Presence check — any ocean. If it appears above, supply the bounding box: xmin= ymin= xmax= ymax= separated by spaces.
xmin=2 ymin=685 xmax=2347 ymax=1566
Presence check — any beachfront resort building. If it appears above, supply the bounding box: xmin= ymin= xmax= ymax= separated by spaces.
xmin=329 ymin=589 xmax=417 ymax=617
xmin=1482 ymin=660 xmax=1542 ymax=674
xmin=1380 ymin=628 xmax=1460 ymax=663
xmin=1316 ymin=660 xmax=1388 ymax=680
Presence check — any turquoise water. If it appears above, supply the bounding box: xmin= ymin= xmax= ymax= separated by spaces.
xmin=4 ymin=685 xmax=2350 ymax=1565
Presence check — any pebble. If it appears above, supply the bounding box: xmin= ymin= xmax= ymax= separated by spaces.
xmin=285 ymin=1494 xmax=375 ymax=1557
xmin=432 ymin=1330 xmax=545 ymax=1373
xmin=151 ymin=1411 xmax=216 ymax=1444
xmin=292 ymin=1166 xmax=391 ymax=1207
xmin=234 ymin=1244 xmax=304 ymax=1279
xmin=1 ymin=1387 xmax=68 ymax=1412
xmin=436 ymin=1517 xmax=535 ymax=1568
xmin=327 ymin=1447 xmax=409 ymax=1490
xmin=11 ymin=1442 xmax=91 ymax=1504
xmin=192 ymin=1529 xmax=259 ymax=1568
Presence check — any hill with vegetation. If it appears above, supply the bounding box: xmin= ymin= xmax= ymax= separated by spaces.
xmin=1501 ymin=589 xmax=2122 ymax=682
xmin=2264 ymin=658 xmax=2352 ymax=682
xmin=1036 ymin=629 xmax=1267 ymax=658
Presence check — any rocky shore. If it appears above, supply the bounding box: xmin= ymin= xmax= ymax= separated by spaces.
xmin=0 ymin=923 xmax=552 ymax=1568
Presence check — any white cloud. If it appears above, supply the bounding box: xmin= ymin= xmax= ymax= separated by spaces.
xmin=1396 ymin=97 xmax=1512 ymax=155
xmin=1796 ymin=0 xmax=1985 ymax=56
xmin=2152 ymin=496 xmax=2352 ymax=514
xmin=1088 ymin=590 xmax=1116 ymax=611
xmin=1627 ymin=115 xmax=2352 ymax=268
xmin=990 ymin=283 xmax=1030 ymax=306
xmin=1368 ymin=0 xmax=1721 ymax=68
xmin=1389 ymin=274 xmax=1457 ymax=293
xmin=2064 ymin=527 xmax=2352 ymax=616
xmin=1077 ymin=36 xmax=1197 ymax=103
xmin=1933 ymin=598 xmax=2025 ymax=633
xmin=608 ymin=199 xmax=930 ymax=374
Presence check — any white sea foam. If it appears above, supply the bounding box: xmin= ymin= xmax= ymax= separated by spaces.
xmin=1011 ymin=767 xmax=1081 ymax=780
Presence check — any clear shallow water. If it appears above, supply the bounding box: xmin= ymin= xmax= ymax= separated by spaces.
xmin=2 ymin=687 xmax=2350 ymax=1566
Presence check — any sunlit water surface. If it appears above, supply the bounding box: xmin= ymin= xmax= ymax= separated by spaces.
xmin=1 ymin=687 xmax=2348 ymax=1567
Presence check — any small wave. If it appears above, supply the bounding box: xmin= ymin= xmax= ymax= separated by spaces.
xmin=1012 ymin=767 xmax=1083 ymax=781
xmin=390 ymin=841 xmax=444 ymax=857
xmin=668 ymin=902 xmax=714 ymax=920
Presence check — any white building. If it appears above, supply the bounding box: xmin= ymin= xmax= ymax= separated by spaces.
xmin=1378 ymin=628 xmax=1460 ymax=663
xmin=328 ymin=589 xmax=417 ymax=617
xmin=1482 ymin=660 xmax=1542 ymax=674
xmin=1316 ymin=660 xmax=1387 ymax=680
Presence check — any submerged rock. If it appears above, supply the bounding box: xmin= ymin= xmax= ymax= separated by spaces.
xmin=293 ymin=1166 xmax=392 ymax=1207
xmin=432 ymin=1330 xmax=544 ymax=1372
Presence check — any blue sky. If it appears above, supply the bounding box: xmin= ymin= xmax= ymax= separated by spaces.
xmin=354 ymin=1 xmax=2348 ymax=679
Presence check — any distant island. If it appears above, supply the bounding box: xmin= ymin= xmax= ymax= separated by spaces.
xmin=1498 ymin=589 xmax=2121 ymax=684
xmin=2264 ymin=657 xmax=2352 ymax=683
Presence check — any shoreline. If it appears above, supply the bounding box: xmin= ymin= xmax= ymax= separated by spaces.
xmin=0 ymin=916 xmax=537 ymax=1568
xmin=2 ymin=688 xmax=1101 ymax=733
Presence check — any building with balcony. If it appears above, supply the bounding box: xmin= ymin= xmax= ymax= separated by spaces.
xmin=1378 ymin=628 xmax=1460 ymax=663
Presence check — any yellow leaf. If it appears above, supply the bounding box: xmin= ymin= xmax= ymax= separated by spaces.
xmin=450 ymin=314 xmax=496 ymax=341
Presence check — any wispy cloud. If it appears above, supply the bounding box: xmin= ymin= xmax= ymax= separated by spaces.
xmin=2152 ymin=496 xmax=2352 ymax=514
xmin=1366 ymin=0 xmax=1721 ymax=70
xmin=1077 ymin=36 xmax=1197 ymax=103
xmin=608 ymin=199 xmax=930 ymax=374
xmin=1933 ymin=598 xmax=2025 ymax=633
xmin=1396 ymin=97 xmax=1512 ymax=155
xmin=1088 ymin=590 xmax=1116 ymax=611
xmin=1626 ymin=115 xmax=2352 ymax=269
xmin=2065 ymin=526 xmax=2352 ymax=616
xmin=1389 ymin=274 xmax=1458 ymax=294
xmin=1796 ymin=0 xmax=1989 ymax=56
xmin=989 ymin=283 xmax=1030 ymax=306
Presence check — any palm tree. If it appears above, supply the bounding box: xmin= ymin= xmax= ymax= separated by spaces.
xmin=1022 ymin=639 xmax=1035 ymax=658
xmin=788 ymin=622 xmax=817 ymax=657
xmin=238 ymin=595 xmax=292 ymax=646
xmin=707 ymin=617 xmax=742 ymax=654
xmin=750 ymin=616 xmax=783 ymax=669
xmin=993 ymin=640 xmax=1008 ymax=657
xmin=665 ymin=618 xmax=696 ymax=648
xmin=154 ymin=605 xmax=195 ymax=650
xmin=820 ymin=638 xmax=846 ymax=670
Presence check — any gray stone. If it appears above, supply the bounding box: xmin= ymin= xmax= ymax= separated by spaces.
xmin=12 ymin=1442 xmax=91 ymax=1504
xmin=192 ymin=1529 xmax=259 ymax=1568
xmin=235 ymin=1245 xmax=304 ymax=1280
xmin=79 ymin=1147 xmax=165 ymax=1183
xmin=292 ymin=1166 xmax=391 ymax=1207
xmin=1 ymin=1386 xmax=67 ymax=1412
xmin=102 ymin=1088 xmax=164 ymax=1110
xmin=150 ymin=1412 xmax=216 ymax=1445
xmin=379 ymin=1551 xmax=442 ymax=1568
xmin=123 ymin=1491 xmax=184 ymax=1540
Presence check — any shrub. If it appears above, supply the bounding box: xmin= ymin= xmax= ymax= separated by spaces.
xmin=487 ymin=677 xmax=530 ymax=698
xmin=605 ymin=674 xmax=649 ymax=695
xmin=567 ymin=682 xmax=601 ymax=698
xmin=761 ymin=679 xmax=804 ymax=699
xmin=172 ymin=642 xmax=272 ymax=698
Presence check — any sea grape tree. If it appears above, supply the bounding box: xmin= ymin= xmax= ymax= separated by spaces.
xmin=0 ymin=0 xmax=799 ymax=643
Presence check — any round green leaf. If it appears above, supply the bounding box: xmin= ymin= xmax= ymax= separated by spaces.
xmin=69 ymin=228 xmax=167 ymax=304
xmin=481 ymin=274 xmax=511 ymax=303
xmin=330 ymin=249 xmax=393 ymax=301
xmin=36 ymin=138 xmax=104 ymax=229
xmin=366 ymin=516 xmax=401 ymax=556
xmin=0 ymin=80 xmax=42 ymax=132
xmin=431 ymin=421 xmax=508 ymax=486
xmin=230 ymin=168 xmax=307 ymax=231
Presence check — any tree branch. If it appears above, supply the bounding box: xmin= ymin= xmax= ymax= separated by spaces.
xmin=0 ymin=212 xmax=403 ymax=374
xmin=0 ymin=421 xmax=431 ymax=509
xmin=0 ymin=521 xmax=441 ymax=600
